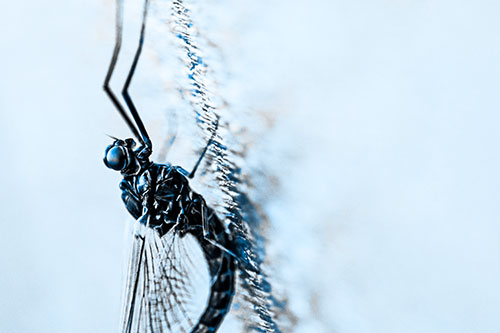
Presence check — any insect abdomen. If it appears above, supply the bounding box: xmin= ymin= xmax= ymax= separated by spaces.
xmin=192 ymin=251 xmax=236 ymax=333
xmin=190 ymin=208 xmax=236 ymax=333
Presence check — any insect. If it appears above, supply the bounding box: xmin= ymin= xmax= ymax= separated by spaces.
xmin=102 ymin=0 xmax=236 ymax=331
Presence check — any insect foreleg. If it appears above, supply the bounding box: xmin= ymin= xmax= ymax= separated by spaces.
xmin=103 ymin=0 xmax=143 ymax=143
xmin=121 ymin=0 xmax=152 ymax=149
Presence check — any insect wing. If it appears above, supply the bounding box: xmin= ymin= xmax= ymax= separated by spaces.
xmin=121 ymin=220 xmax=211 ymax=332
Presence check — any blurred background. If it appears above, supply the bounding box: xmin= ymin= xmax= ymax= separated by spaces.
xmin=1 ymin=0 xmax=500 ymax=332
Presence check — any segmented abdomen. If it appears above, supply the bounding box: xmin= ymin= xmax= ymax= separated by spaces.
xmin=190 ymin=209 xmax=236 ymax=333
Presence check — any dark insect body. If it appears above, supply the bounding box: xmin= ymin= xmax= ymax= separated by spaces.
xmin=102 ymin=0 xmax=236 ymax=331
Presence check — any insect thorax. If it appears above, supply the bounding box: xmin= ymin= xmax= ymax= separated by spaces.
xmin=121 ymin=163 xmax=204 ymax=237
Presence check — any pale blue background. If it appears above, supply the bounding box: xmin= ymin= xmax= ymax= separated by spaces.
xmin=1 ymin=0 xmax=499 ymax=332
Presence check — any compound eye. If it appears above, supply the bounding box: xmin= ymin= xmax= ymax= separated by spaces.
xmin=104 ymin=146 xmax=128 ymax=171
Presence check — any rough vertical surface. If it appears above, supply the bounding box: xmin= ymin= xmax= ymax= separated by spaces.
xmin=151 ymin=0 xmax=285 ymax=331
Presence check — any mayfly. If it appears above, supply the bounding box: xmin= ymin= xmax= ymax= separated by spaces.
xmin=102 ymin=0 xmax=236 ymax=331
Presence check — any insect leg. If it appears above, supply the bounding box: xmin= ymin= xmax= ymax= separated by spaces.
xmin=201 ymin=199 xmax=209 ymax=238
xmin=124 ymin=233 xmax=146 ymax=333
xmin=121 ymin=0 xmax=153 ymax=150
xmin=103 ymin=0 xmax=144 ymax=145
xmin=188 ymin=123 xmax=218 ymax=179
xmin=200 ymin=207 xmax=239 ymax=261
xmin=203 ymin=237 xmax=238 ymax=261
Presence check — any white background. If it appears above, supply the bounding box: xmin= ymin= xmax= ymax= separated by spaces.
xmin=1 ymin=0 xmax=499 ymax=332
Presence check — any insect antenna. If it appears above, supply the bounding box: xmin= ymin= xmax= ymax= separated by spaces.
xmin=103 ymin=0 xmax=144 ymax=145
xmin=105 ymin=133 xmax=119 ymax=141
xmin=121 ymin=0 xmax=153 ymax=150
